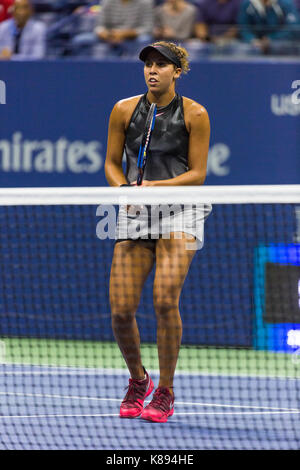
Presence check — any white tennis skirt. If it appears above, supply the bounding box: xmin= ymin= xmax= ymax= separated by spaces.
xmin=116 ymin=203 xmax=212 ymax=250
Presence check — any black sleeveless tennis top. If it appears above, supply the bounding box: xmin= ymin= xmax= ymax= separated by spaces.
xmin=124 ymin=93 xmax=189 ymax=183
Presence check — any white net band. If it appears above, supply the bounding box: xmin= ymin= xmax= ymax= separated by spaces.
xmin=0 ymin=185 xmax=299 ymax=206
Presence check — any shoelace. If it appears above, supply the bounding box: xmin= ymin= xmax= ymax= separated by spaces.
xmin=150 ymin=388 xmax=172 ymax=412
xmin=123 ymin=379 xmax=147 ymax=404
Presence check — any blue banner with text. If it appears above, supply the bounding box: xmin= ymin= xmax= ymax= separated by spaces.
xmin=0 ymin=59 xmax=299 ymax=187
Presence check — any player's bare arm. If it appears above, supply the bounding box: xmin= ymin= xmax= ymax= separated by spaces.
xmin=184 ymin=98 xmax=210 ymax=185
xmin=105 ymin=96 xmax=142 ymax=186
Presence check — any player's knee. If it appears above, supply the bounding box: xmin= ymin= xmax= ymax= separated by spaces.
xmin=111 ymin=310 xmax=135 ymax=328
xmin=111 ymin=300 xmax=138 ymax=324
xmin=153 ymin=295 xmax=178 ymax=317
xmin=110 ymin=292 xmax=139 ymax=313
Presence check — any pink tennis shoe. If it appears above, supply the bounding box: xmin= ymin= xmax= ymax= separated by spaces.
xmin=141 ymin=387 xmax=174 ymax=423
xmin=120 ymin=369 xmax=154 ymax=418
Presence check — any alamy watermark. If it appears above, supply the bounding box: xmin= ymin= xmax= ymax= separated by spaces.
xmin=0 ymin=80 xmax=6 ymax=104
xmin=96 ymin=202 xmax=206 ymax=250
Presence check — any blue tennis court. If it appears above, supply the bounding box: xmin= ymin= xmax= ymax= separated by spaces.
xmin=0 ymin=364 xmax=299 ymax=450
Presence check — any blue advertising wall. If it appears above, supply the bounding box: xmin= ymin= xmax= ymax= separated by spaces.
xmin=0 ymin=59 xmax=299 ymax=187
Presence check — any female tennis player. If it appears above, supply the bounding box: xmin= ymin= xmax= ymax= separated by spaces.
xmin=105 ymin=41 xmax=211 ymax=423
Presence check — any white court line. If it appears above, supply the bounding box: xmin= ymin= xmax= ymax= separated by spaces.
xmin=0 ymin=414 xmax=120 ymax=419
xmin=0 ymin=410 xmax=299 ymax=420
xmin=0 ymin=391 xmax=299 ymax=412
xmin=0 ymin=391 xmax=120 ymax=403
xmin=173 ymin=411 xmax=300 ymax=416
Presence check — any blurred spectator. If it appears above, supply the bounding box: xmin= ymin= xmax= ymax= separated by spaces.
xmin=153 ymin=0 xmax=197 ymax=41
xmin=0 ymin=0 xmax=14 ymax=22
xmin=95 ymin=0 xmax=153 ymax=43
xmin=296 ymin=0 xmax=300 ymax=10
xmin=195 ymin=0 xmax=242 ymax=44
xmin=72 ymin=0 xmax=153 ymax=57
xmin=0 ymin=0 xmax=46 ymax=59
xmin=238 ymin=0 xmax=300 ymax=55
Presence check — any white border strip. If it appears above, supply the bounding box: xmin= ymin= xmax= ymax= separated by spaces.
xmin=0 ymin=185 xmax=299 ymax=206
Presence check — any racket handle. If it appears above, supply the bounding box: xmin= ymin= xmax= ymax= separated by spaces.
xmin=137 ymin=171 xmax=143 ymax=186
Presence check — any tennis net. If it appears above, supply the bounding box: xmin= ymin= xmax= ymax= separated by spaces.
xmin=0 ymin=185 xmax=299 ymax=450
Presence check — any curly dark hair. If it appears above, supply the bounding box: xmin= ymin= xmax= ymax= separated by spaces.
xmin=151 ymin=41 xmax=190 ymax=74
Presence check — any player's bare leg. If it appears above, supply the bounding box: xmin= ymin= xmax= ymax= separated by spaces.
xmin=153 ymin=233 xmax=196 ymax=393
xmin=141 ymin=232 xmax=196 ymax=422
xmin=110 ymin=240 xmax=155 ymax=380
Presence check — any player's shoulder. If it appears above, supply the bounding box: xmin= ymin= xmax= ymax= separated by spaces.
xmin=110 ymin=95 xmax=143 ymax=127
xmin=113 ymin=95 xmax=143 ymax=112
xmin=182 ymin=96 xmax=208 ymax=118
xmin=182 ymin=97 xmax=209 ymax=132
xmin=111 ymin=95 xmax=143 ymax=122
xmin=182 ymin=96 xmax=210 ymax=133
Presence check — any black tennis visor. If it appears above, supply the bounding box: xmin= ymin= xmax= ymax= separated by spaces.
xmin=139 ymin=44 xmax=181 ymax=69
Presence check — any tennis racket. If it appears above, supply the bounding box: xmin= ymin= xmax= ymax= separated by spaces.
xmin=136 ymin=102 xmax=157 ymax=186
